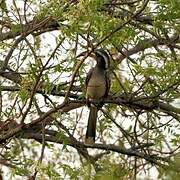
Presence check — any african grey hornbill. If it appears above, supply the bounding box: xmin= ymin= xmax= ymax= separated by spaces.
xmin=85 ymin=49 xmax=111 ymax=144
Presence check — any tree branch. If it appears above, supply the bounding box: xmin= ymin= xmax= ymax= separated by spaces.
xmin=0 ymin=101 xmax=83 ymax=143
xmin=0 ymin=17 xmax=60 ymax=41
xmin=115 ymin=34 xmax=180 ymax=63
xmin=0 ymin=85 xmax=179 ymax=118
xmin=21 ymin=131 xmax=172 ymax=171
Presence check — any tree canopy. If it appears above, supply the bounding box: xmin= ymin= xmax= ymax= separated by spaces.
xmin=0 ymin=0 xmax=180 ymax=179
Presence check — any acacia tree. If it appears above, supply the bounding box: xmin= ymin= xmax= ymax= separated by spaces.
xmin=0 ymin=0 xmax=180 ymax=179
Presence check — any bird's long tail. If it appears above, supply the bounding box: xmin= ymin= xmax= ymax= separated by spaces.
xmin=85 ymin=105 xmax=98 ymax=145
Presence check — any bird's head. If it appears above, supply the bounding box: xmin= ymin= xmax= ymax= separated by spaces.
xmin=94 ymin=49 xmax=110 ymax=70
xmin=77 ymin=49 xmax=111 ymax=69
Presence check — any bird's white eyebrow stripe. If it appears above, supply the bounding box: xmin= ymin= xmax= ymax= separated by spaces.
xmin=96 ymin=51 xmax=110 ymax=69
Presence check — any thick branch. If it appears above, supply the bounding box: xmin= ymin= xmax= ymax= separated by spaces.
xmin=0 ymin=101 xmax=83 ymax=143
xmin=0 ymin=17 xmax=60 ymax=41
xmin=22 ymin=131 xmax=170 ymax=170
xmin=72 ymin=97 xmax=180 ymax=117
xmin=115 ymin=34 xmax=180 ymax=63
xmin=0 ymin=85 xmax=179 ymax=117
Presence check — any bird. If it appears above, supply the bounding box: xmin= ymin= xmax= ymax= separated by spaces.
xmin=85 ymin=49 xmax=111 ymax=145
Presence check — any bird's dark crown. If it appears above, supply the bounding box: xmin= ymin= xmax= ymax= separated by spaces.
xmin=95 ymin=49 xmax=110 ymax=69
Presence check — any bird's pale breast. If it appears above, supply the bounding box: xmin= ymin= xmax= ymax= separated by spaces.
xmin=86 ymin=69 xmax=106 ymax=99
